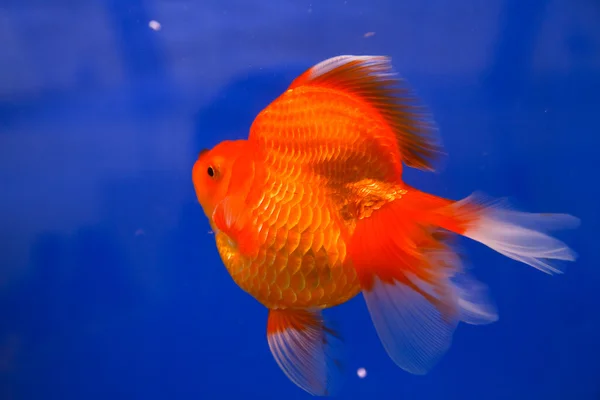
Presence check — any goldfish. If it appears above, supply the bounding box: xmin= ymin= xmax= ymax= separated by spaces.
xmin=192 ymin=55 xmax=579 ymax=396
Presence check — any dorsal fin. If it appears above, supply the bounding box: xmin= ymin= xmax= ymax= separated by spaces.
xmin=289 ymin=55 xmax=443 ymax=171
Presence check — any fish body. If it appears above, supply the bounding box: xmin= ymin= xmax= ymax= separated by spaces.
xmin=192 ymin=56 xmax=579 ymax=396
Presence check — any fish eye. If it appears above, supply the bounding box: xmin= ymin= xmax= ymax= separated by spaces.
xmin=207 ymin=166 xmax=215 ymax=177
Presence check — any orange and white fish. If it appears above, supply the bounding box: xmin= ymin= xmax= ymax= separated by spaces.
xmin=192 ymin=55 xmax=579 ymax=396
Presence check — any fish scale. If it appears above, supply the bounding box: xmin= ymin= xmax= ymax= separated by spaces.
xmin=220 ymin=171 xmax=360 ymax=309
xmin=253 ymin=89 xmax=400 ymax=181
xmin=216 ymin=84 xmax=396 ymax=309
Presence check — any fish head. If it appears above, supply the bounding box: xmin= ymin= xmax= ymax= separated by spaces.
xmin=192 ymin=140 xmax=250 ymax=221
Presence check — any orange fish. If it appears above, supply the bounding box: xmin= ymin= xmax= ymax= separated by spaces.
xmin=192 ymin=55 xmax=579 ymax=396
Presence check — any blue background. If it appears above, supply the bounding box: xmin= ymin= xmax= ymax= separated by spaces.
xmin=1 ymin=0 xmax=599 ymax=399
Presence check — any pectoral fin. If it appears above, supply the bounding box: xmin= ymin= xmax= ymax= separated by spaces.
xmin=266 ymin=309 xmax=344 ymax=396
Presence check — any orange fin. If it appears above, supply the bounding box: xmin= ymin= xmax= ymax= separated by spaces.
xmin=289 ymin=55 xmax=442 ymax=171
xmin=348 ymin=190 xmax=498 ymax=374
xmin=349 ymin=188 xmax=579 ymax=374
xmin=266 ymin=309 xmax=344 ymax=396
xmin=212 ymin=196 xmax=258 ymax=257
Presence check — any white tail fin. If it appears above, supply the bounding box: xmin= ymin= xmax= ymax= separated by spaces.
xmin=455 ymin=194 xmax=580 ymax=275
xmin=451 ymin=272 xmax=499 ymax=325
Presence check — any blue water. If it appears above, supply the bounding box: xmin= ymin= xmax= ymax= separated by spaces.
xmin=1 ymin=1 xmax=599 ymax=399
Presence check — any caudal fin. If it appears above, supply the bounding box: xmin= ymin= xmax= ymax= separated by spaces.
xmin=347 ymin=189 xmax=578 ymax=375
xmin=434 ymin=192 xmax=580 ymax=275
xmin=348 ymin=191 xmax=498 ymax=375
